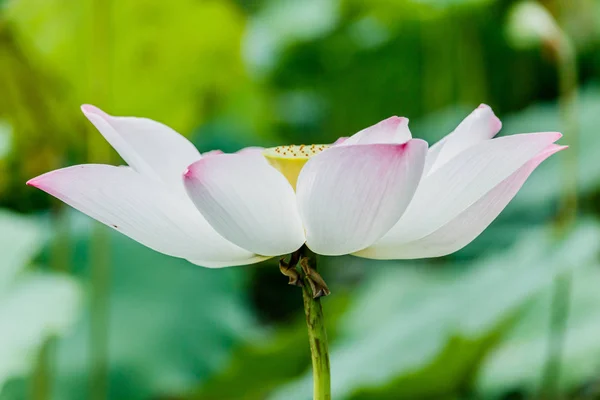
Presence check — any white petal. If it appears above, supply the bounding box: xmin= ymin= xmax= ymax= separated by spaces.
xmin=363 ymin=132 xmax=562 ymax=252
xmin=27 ymin=165 xmax=263 ymax=267
xmin=357 ymin=144 xmax=566 ymax=259
xmin=201 ymin=150 xmax=224 ymax=157
xmin=186 ymin=256 xmax=268 ymax=269
xmin=425 ymin=104 xmax=502 ymax=174
xmin=236 ymin=146 xmax=270 ymax=164
xmin=81 ymin=105 xmax=201 ymax=192
xmin=296 ymin=140 xmax=428 ymax=256
xmin=340 ymin=116 xmax=412 ymax=146
xmin=183 ymin=154 xmax=306 ymax=256
xmin=332 ymin=137 xmax=349 ymax=145
xmin=236 ymin=146 xmax=266 ymax=156
xmin=202 ymin=147 xmax=268 ymax=164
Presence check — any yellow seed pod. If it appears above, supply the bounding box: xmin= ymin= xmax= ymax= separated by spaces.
xmin=263 ymin=144 xmax=329 ymax=189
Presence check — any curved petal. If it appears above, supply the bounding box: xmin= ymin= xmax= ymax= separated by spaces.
xmin=236 ymin=146 xmax=269 ymax=164
xmin=27 ymin=165 xmax=263 ymax=267
xmin=340 ymin=116 xmax=412 ymax=146
xmin=357 ymin=144 xmax=566 ymax=259
xmin=183 ymin=154 xmax=305 ymax=256
xmin=201 ymin=150 xmax=224 ymax=157
xmin=296 ymin=139 xmax=428 ymax=256
xmin=186 ymin=256 xmax=269 ymax=269
xmin=202 ymin=147 xmax=267 ymax=163
xmin=332 ymin=137 xmax=349 ymax=145
xmin=425 ymin=104 xmax=502 ymax=174
xmin=368 ymin=131 xmax=562 ymax=249
xmin=81 ymin=105 xmax=201 ymax=191
xmin=236 ymin=146 xmax=265 ymax=156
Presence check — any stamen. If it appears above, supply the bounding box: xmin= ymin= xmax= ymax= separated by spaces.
xmin=265 ymin=144 xmax=329 ymax=159
xmin=263 ymin=144 xmax=330 ymax=189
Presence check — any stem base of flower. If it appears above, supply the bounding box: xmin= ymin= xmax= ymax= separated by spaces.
xmin=300 ymin=257 xmax=331 ymax=298
xmin=280 ymin=245 xmax=331 ymax=399
xmin=301 ymin=281 xmax=331 ymax=400
xmin=279 ymin=247 xmax=330 ymax=298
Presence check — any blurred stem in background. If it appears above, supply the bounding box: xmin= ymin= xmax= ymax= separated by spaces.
xmin=507 ymin=3 xmax=579 ymax=398
xmin=88 ymin=0 xmax=113 ymax=399
xmin=89 ymin=226 xmax=111 ymax=400
xmin=50 ymin=207 xmax=72 ymax=274
xmin=456 ymin=12 xmax=488 ymax=106
xmin=30 ymin=339 xmax=52 ymax=400
xmin=553 ymin=8 xmax=579 ymax=229
xmin=30 ymin=206 xmax=72 ymax=400
xmin=421 ymin=16 xmax=454 ymax=113
xmin=542 ymin=27 xmax=578 ymax=400
xmin=540 ymin=4 xmax=579 ymax=400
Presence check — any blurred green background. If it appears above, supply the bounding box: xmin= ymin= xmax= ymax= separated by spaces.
xmin=0 ymin=0 xmax=599 ymax=399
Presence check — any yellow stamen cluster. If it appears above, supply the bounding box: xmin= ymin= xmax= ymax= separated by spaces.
xmin=271 ymin=144 xmax=327 ymax=158
xmin=263 ymin=144 xmax=329 ymax=189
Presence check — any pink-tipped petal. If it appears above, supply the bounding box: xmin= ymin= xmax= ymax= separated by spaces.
xmin=28 ymin=164 xmax=264 ymax=267
xmin=332 ymin=136 xmax=349 ymax=145
xmin=202 ymin=147 xmax=267 ymax=163
xmin=236 ymin=146 xmax=265 ymax=155
xmin=183 ymin=154 xmax=305 ymax=256
xmin=81 ymin=104 xmax=110 ymax=118
xmin=296 ymin=139 xmax=428 ymax=256
xmin=363 ymin=131 xmax=562 ymax=253
xmin=201 ymin=150 xmax=224 ymax=157
xmin=81 ymin=105 xmax=201 ymax=192
xmin=339 ymin=116 xmax=412 ymax=146
xmin=425 ymin=104 xmax=503 ymax=174
xmin=236 ymin=146 xmax=269 ymax=164
xmin=357 ymin=144 xmax=566 ymax=259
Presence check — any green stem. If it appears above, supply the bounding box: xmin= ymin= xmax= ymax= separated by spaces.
xmin=30 ymin=338 xmax=52 ymax=400
xmin=555 ymin=35 xmax=578 ymax=227
xmin=31 ymin=206 xmax=71 ymax=400
xmin=89 ymin=226 xmax=111 ymax=400
xmin=542 ymin=273 xmax=572 ymax=399
xmin=301 ymin=281 xmax=331 ymax=400
xmin=540 ymin=19 xmax=579 ymax=400
xmin=88 ymin=0 xmax=113 ymax=398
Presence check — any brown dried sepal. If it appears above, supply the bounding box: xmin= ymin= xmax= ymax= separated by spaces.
xmin=300 ymin=257 xmax=331 ymax=299
xmin=279 ymin=255 xmax=303 ymax=287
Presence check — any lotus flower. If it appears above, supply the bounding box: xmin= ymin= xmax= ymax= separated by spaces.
xmin=27 ymin=105 xmax=564 ymax=267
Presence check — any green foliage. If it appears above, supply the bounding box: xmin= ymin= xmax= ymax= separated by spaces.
xmin=266 ymin=223 xmax=600 ymax=399
xmin=4 ymin=0 xmax=247 ymax=133
xmin=0 ymin=0 xmax=256 ymax=209
xmin=192 ymin=321 xmax=313 ymax=400
xmin=477 ymin=256 xmax=600 ymax=396
xmin=0 ymin=210 xmax=81 ymax=394
xmin=408 ymin=85 xmax=600 ymax=259
xmin=0 ymin=209 xmax=45 ymax=286
xmin=245 ymin=0 xmax=339 ymax=74
xmin=47 ymin=213 xmax=263 ymax=400
xmin=1 ymin=0 xmax=600 ymax=398
xmin=190 ymin=270 xmax=351 ymax=400
xmin=413 ymin=84 xmax=600 ymax=208
xmin=501 ymin=85 xmax=600 ymax=208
